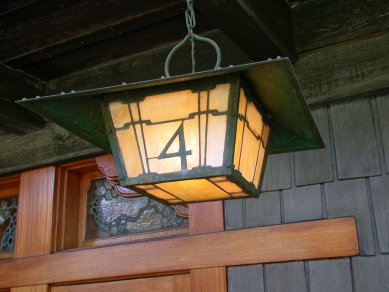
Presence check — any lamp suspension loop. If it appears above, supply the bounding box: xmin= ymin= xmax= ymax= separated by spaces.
xmin=164 ymin=0 xmax=221 ymax=78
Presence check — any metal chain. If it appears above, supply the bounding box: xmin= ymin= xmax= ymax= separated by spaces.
xmin=185 ymin=0 xmax=196 ymax=73
xmin=164 ymin=0 xmax=221 ymax=78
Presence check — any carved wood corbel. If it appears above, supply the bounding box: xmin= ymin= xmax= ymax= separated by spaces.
xmin=95 ymin=154 xmax=189 ymax=218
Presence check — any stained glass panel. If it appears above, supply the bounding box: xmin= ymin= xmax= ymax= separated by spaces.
xmin=0 ymin=196 xmax=17 ymax=252
xmin=86 ymin=178 xmax=188 ymax=240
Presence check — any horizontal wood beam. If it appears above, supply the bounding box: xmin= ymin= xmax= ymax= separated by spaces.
xmin=293 ymin=0 xmax=389 ymax=53
xmin=196 ymin=0 xmax=296 ymax=62
xmin=0 ymin=218 xmax=359 ymax=288
xmin=0 ymin=99 xmax=45 ymax=135
xmin=295 ymin=30 xmax=389 ymax=105
xmin=0 ymin=61 xmax=44 ymax=102
xmin=0 ymin=122 xmax=103 ymax=177
xmin=0 ymin=61 xmax=45 ymax=134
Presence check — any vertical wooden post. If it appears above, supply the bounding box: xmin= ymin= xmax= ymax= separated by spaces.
xmin=189 ymin=201 xmax=227 ymax=292
xmin=11 ymin=166 xmax=56 ymax=292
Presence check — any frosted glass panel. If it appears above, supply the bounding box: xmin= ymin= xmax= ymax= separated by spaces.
xmin=140 ymin=90 xmax=198 ymax=123
xmin=239 ymin=123 xmax=261 ymax=181
xmin=109 ymin=83 xmax=230 ymax=178
xmin=234 ymin=89 xmax=270 ymax=188
xmin=206 ymin=114 xmax=227 ymax=167
xmin=109 ymin=101 xmax=131 ymax=128
xmin=116 ymin=128 xmax=144 ymax=177
xmin=156 ymin=179 xmax=230 ymax=202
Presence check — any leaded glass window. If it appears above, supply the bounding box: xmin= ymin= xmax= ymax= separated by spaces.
xmin=0 ymin=196 xmax=17 ymax=252
xmin=86 ymin=178 xmax=188 ymax=240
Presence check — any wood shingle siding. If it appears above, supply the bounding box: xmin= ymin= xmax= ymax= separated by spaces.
xmin=228 ymin=265 xmax=264 ymax=292
xmin=331 ymin=99 xmax=380 ymax=179
xmin=352 ymin=255 xmax=389 ymax=292
xmin=244 ymin=192 xmax=282 ymax=228
xmin=325 ymin=179 xmax=375 ymax=255
xmin=308 ymin=259 xmax=353 ymax=292
xmin=294 ymin=108 xmax=333 ymax=186
xmin=261 ymin=154 xmax=292 ymax=192
xmin=265 ymin=262 xmax=307 ymax=292
xmin=370 ymin=175 xmax=389 ymax=253
xmin=376 ymin=96 xmax=389 ymax=173
xmin=227 ymin=95 xmax=389 ymax=291
xmin=283 ymin=185 xmax=322 ymax=223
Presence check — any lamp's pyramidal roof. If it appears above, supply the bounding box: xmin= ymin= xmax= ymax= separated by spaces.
xmin=17 ymin=58 xmax=323 ymax=153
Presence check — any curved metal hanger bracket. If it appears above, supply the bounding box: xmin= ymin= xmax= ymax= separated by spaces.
xmin=163 ymin=0 xmax=222 ymax=78
xmin=164 ymin=33 xmax=222 ymax=78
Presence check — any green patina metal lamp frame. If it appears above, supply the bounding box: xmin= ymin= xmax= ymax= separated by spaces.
xmin=18 ymin=58 xmax=324 ymax=200
xmin=101 ymin=74 xmax=268 ymax=198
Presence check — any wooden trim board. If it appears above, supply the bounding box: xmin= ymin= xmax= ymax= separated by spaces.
xmin=0 ymin=218 xmax=359 ymax=288
xmin=189 ymin=202 xmax=227 ymax=292
xmin=52 ymin=275 xmax=190 ymax=292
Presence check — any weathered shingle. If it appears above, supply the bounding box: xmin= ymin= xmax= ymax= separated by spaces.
xmin=353 ymin=255 xmax=389 ymax=292
xmin=294 ymin=107 xmax=333 ymax=186
xmin=265 ymin=261 xmax=307 ymax=292
xmin=325 ymin=179 xmax=375 ymax=255
xmin=261 ymin=153 xmax=291 ymax=191
xmin=376 ymin=96 xmax=389 ymax=173
xmin=308 ymin=259 xmax=353 ymax=292
xmin=225 ymin=97 xmax=389 ymax=292
xmin=370 ymin=175 xmax=389 ymax=253
xmin=224 ymin=199 xmax=244 ymax=230
xmin=228 ymin=265 xmax=264 ymax=292
xmin=244 ymin=191 xmax=281 ymax=227
xmin=331 ymin=99 xmax=380 ymax=179
xmin=283 ymin=185 xmax=322 ymax=223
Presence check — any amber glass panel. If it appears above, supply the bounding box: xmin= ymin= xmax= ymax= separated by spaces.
xmin=116 ymin=128 xmax=144 ymax=177
xmin=109 ymin=83 xmax=230 ymax=180
xmin=234 ymin=89 xmax=270 ymax=189
xmin=137 ymin=176 xmax=253 ymax=204
xmin=136 ymin=176 xmax=252 ymax=203
xmin=0 ymin=196 xmax=17 ymax=252
xmin=156 ymin=179 xmax=230 ymax=202
xmin=86 ymin=179 xmax=188 ymax=240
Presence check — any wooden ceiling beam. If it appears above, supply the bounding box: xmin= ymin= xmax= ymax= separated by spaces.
xmin=0 ymin=0 xmax=185 ymax=66
xmin=15 ymin=15 xmax=213 ymax=80
xmin=293 ymin=0 xmax=389 ymax=53
xmin=196 ymin=0 xmax=296 ymax=62
xmin=0 ymin=61 xmax=45 ymax=134
xmin=0 ymin=61 xmax=44 ymax=102
xmin=0 ymin=99 xmax=45 ymax=135
xmin=46 ymin=30 xmax=251 ymax=93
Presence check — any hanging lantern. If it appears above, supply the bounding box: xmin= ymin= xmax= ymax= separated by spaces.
xmin=104 ymin=74 xmax=270 ymax=203
xmin=17 ymin=0 xmax=323 ymax=204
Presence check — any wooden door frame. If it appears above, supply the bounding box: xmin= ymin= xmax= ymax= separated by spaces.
xmin=0 ymin=157 xmax=359 ymax=291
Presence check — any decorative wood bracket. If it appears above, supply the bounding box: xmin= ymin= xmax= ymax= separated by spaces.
xmin=95 ymin=154 xmax=189 ymax=218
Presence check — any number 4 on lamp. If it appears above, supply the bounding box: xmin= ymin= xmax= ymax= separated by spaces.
xmin=158 ymin=122 xmax=192 ymax=171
